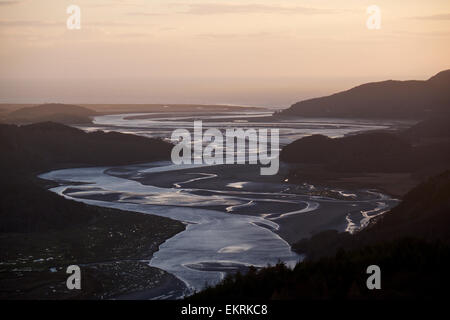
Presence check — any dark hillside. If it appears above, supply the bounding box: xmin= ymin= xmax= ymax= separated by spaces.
xmin=280 ymin=70 xmax=450 ymax=119
xmin=0 ymin=122 xmax=172 ymax=175
xmin=3 ymin=103 xmax=96 ymax=124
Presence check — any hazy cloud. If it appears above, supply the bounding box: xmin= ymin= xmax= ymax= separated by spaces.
xmin=197 ymin=32 xmax=271 ymax=39
xmin=411 ymin=13 xmax=450 ymax=20
xmin=127 ymin=12 xmax=164 ymax=17
xmin=86 ymin=2 xmax=144 ymax=9
xmin=175 ymin=3 xmax=334 ymax=15
xmin=0 ymin=20 xmax=61 ymax=27
xmin=0 ymin=20 xmax=152 ymax=28
xmin=0 ymin=1 xmax=21 ymax=6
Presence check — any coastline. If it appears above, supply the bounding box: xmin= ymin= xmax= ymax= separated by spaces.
xmin=115 ymin=271 xmax=188 ymax=300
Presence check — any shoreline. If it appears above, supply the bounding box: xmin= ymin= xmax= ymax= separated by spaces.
xmin=1 ymin=172 xmax=187 ymax=300
xmin=285 ymin=164 xmax=418 ymax=199
xmin=106 ymin=162 xmax=400 ymax=245
xmin=115 ymin=272 xmax=188 ymax=300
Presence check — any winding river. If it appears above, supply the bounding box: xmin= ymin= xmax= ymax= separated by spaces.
xmin=39 ymin=112 xmax=404 ymax=297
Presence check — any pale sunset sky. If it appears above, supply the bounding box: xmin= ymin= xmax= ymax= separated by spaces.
xmin=0 ymin=0 xmax=449 ymax=107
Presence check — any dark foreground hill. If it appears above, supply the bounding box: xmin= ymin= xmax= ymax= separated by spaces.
xmin=0 ymin=121 xmax=173 ymax=232
xmin=280 ymin=132 xmax=414 ymax=173
xmin=280 ymin=130 xmax=450 ymax=174
xmin=3 ymin=103 xmax=96 ymax=124
xmin=0 ymin=122 xmax=185 ymax=299
xmin=192 ymin=239 xmax=450 ymax=299
xmin=279 ymin=70 xmax=450 ymax=119
xmin=0 ymin=121 xmax=172 ymax=175
xmin=401 ymin=115 xmax=450 ymax=142
xmin=280 ymin=115 xmax=450 ymax=196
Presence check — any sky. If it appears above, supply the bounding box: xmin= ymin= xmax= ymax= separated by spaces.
xmin=0 ymin=0 xmax=449 ymax=107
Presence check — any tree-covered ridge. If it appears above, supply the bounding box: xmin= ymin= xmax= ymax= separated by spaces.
xmin=0 ymin=121 xmax=172 ymax=175
xmin=191 ymin=239 xmax=450 ymax=300
xmin=3 ymin=103 xmax=97 ymax=125
xmin=279 ymin=70 xmax=450 ymax=119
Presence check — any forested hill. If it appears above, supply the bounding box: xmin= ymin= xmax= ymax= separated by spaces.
xmin=280 ymin=115 xmax=450 ymax=182
xmin=3 ymin=103 xmax=96 ymax=124
xmin=279 ymin=69 xmax=450 ymax=119
xmin=0 ymin=121 xmax=172 ymax=175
